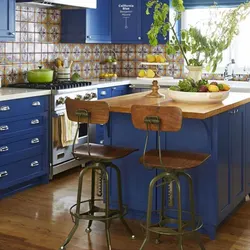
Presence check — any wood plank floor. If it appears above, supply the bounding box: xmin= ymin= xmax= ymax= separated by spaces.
xmin=1 ymin=167 xmax=250 ymax=250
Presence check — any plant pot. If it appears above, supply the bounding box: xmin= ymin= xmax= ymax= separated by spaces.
xmin=27 ymin=67 xmax=54 ymax=83
xmin=186 ymin=66 xmax=203 ymax=82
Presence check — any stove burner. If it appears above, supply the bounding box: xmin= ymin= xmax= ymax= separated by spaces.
xmin=8 ymin=80 xmax=92 ymax=90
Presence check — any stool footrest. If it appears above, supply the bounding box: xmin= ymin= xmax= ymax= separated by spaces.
xmin=140 ymin=208 xmax=203 ymax=236
xmin=69 ymin=198 xmax=127 ymax=222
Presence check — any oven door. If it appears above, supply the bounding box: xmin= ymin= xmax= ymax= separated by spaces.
xmin=52 ymin=111 xmax=96 ymax=166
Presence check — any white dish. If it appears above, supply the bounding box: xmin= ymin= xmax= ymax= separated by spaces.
xmin=140 ymin=62 xmax=169 ymax=66
xmin=167 ymin=89 xmax=230 ymax=104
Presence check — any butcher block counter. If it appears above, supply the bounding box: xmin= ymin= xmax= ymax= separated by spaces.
xmin=103 ymin=90 xmax=250 ymax=119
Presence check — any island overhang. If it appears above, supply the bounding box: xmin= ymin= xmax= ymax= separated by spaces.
xmin=102 ymin=90 xmax=250 ymax=119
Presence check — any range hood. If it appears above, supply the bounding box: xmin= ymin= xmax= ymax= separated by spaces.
xmin=16 ymin=0 xmax=97 ymax=9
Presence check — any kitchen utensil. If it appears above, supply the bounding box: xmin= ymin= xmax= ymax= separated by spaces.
xmin=57 ymin=67 xmax=71 ymax=81
xmin=69 ymin=60 xmax=74 ymax=69
xmin=27 ymin=66 xmax=54 ymax=83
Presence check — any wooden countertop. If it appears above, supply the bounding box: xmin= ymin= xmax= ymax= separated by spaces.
xmin=102 ymin=90 xmax=250 ymax=119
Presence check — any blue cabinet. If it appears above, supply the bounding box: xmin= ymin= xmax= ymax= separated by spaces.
xmin=86 ymin=0 xmax=111 ymax=43
xmin=245 ymin=103 xmax=250 ymax=194
xmin=61 ymin=0 xmax=111 ymax=43
xmin=96 ymin=85 xmax=130 ymax=144
xmin=0 ymin=96 xmax=49 ymax=199
xmin=111 ymin=0 xmax=142 ymax=44
xmin=0 ymin=0 xmax=15 ymax=41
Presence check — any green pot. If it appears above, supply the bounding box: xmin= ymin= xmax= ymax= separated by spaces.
xmin=27 ymin=67 xmax=54 ymax=83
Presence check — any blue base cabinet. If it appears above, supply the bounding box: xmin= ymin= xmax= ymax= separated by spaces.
xmin=96 ymin=85 xmax=130 ymax=144
xmin=0 ymin=96 xmax=49 ymax=199
xmin=0 ymin=0 xmax=15 ymax=41
xmin=104 ymin=104 xmax=250 ymax=240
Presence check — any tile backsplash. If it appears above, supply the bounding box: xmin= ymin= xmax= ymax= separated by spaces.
xmin=0 ymin=6 xmax=248 ymax=86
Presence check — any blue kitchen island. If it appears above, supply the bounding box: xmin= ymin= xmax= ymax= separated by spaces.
xmin=102 ymin=90 xmax=250 ymax=240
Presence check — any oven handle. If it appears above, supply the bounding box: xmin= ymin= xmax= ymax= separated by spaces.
xmin=53 ymin=111 xmax=65 ymax=117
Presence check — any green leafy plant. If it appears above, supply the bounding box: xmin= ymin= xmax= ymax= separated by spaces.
xmin=146 ymin=0 xmax=250 ymax=72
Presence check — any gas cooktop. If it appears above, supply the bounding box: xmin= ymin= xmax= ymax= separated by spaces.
xmin=8 ymin=80 xmax=92 ymax=90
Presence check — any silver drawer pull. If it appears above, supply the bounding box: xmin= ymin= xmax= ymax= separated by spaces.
xmin=31 ymin=138 xmax=40 ymax=144
xmin=0 ymin=171 xmax=8 ymax=178
xmin=100 ymin=91 xmax=106 ymax=96
xmin=112 ymin=87 xmax=117 ymax=90
xmin=32 ymin=101 xmax=41 ymax=107
xmin=0 ymin=125 xmax=9 ymax=131
xmin=31 ymin=161 xmax=39 ymax=167
xmin=0 ymin=106 xmax=10 ymax=111
xmin=0 ymin=146 xmax=9 ymax=152
xmin=100 ymin=140 xmax=104 ymax=145
xmin=31 ymin=119 xmax=40 ymax=125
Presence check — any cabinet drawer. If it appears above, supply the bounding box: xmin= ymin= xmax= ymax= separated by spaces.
xmin=0 ymin=133 xmax=45 ymax=166
xmin=0 ymin=96 xmax=47 ymax=120
xmin=0 ymin=113 xmax=46 ymax=140
xmin=0 ymin=154 xmax=45 ymax=189
xmin=98 ymin=88 xmax=112 ymax=99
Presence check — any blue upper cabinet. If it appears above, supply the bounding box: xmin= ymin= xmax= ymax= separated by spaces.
xmin=61 ymin=9 xmax=86 ymax=43
xmin=61 ymin=0 xmax=111 ymax=44
xmin=141 ymin=0 xmax=169 ymax=44
xmin=86 ymin=0 xmax=111 ymax=43
xmin=111 ymin=0 xmax=142 ymax=44
xmin=0 ymin=0 xmax=15 ymax=42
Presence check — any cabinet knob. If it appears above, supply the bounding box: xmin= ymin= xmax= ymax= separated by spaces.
xmin=32 ymin=101 xmax=41 ymax=107
xmin=0 ymin=106 xmax=10 ymax=111
xmin=112 ymin=87 xmax=117 ymax=90
xmin=0 ymin=171 xmax=8 ymax=178
xmin=31 ymin=138 xmax=40 ymax=144
xmin=31 ymin=161 xmax=39 ymax=168
xmin=0 ymin=125 xmax=9 ymax=131
xmin=138 ymin=36 xmax=141 ymax=40
xmin=9 ymin=32 xmax=15 ymax=36
xmin=164 ymin=37 xmax=167 ymax=40
xmin=100 ymin=140 xmax=104 ymax=145
xmin=31 ymin=119 xmax=40 ymax=125
xmin=100 ymin=91 xmax=106 ymax=96
xmin=87 ymin=35 xmax=92 ymax=39
xmin=0 ymin=146 xmax=9 ymax=152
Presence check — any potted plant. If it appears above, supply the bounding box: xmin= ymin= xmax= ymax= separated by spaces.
xmin=146 ymin=0 xmax=250 ymax=81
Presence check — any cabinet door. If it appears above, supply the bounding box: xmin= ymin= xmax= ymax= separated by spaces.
xmin=231 ymin=106 xmax=245 ymax=206
xmin=0 ymin=0 xmax=15 ymax=41
xmin=111 ymin=0 xmax=142 ymax=43
xmin=61 ymin=10 xmax=86 ymax=43
xmin=141 ymin=0 xmax=169 ymax=44
xmin=245 ymin=103 xmax=250 ymax=194
xmin=218 ymin=111 xmax=232 ymax=222
xmin=86 ymin=0 xmax=111 ymax=43
xmin=111 ymin=85 xmax=130 ymax=97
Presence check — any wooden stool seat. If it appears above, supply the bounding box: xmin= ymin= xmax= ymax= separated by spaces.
xmin=74 ymin=143 xmax=138 ymax=161
xmin=140 ymin=150 xmax=210 ymax=170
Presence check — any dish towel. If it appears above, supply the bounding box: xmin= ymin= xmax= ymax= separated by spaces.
xmin=60 ymin=112 xmax=79 ymax=147
xmin=53 ymin=116 xmax=61 ymax=148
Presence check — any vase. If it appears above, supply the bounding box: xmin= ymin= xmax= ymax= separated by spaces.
xmin=186 ymin=66 xmax=203 ymax=82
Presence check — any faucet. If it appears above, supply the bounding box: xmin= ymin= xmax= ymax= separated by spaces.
xmin=224 ymin=59 xmax=235 ymax=80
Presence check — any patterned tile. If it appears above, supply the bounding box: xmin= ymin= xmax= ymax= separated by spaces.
xmin=48 ymin=9 xmax=61 ymax=24
xmin=167 ymin=62 xmax=181 ymax=78
xmin=48 ymin=24 xmax=60 ymax=43
xmin=82 ymin=62 xmax=92 ymax=78
xmin=92 ymin=62 xmax=101 ymax=78
xmin=92 ymin=45 xmax=101 ymax=60
xmin=82 ymin=45 xmax=92 ymax=61
xmin=72 ymin=62 xmax=81 ymax=74
xmin=72 ymin=45 xmax=81 ymax=61
xmin=136 ymin=44 xmax=149 ymax=61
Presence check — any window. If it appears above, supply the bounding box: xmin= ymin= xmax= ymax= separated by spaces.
xmin=181 ymin=8 xmax=250 ymax=74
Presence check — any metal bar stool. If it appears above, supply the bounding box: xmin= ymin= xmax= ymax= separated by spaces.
xmin=131 ymin=105 xmax=210 ymax=250
xmin=60 ymin=99 xmax=137 ymax=250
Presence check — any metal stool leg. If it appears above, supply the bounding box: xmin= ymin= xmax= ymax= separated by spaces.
xmin=103 ymin=167 xmax=112 ymax=250
xmin=140 ymin=172 xmax=168 ymax=250
xmin=173 ymin=176 xmax=184 ymax=250
xmin=86 ymin=168 xmax=96 ymax=233
xmin=110 ymin=164 xmax=135 ymax=239
xmin=184 ymin=172 xmax=205 ymax=250
xmin=60 ymin=166 xmax=90 ymax=250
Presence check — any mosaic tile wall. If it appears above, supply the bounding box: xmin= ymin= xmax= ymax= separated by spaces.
xmin=0 ymin=6 xmax=247 ymax=86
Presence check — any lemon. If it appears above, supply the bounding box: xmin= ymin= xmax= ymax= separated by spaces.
xmin=208 ymin=85 xmax=219 ymax=92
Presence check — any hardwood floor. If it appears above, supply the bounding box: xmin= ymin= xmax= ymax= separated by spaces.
xmin=1 ymin=168 xmax=250 ymax=250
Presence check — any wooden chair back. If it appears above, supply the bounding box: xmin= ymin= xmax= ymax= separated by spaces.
xmin=65 ymin=98 xmax=109 ymax=125
xmin=131 ymin=105 xmax=182 ymax=132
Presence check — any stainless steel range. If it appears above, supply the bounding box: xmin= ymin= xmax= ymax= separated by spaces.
xmin=9 ymin=81 xmax=97 ymax=178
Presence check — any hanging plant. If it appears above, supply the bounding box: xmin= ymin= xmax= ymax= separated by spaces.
xmin=146 ymin=0 xmax=250 ymax=72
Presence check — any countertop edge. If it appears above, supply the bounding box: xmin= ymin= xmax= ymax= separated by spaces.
xmin=0 ymin=90 xmax=51 ymax=102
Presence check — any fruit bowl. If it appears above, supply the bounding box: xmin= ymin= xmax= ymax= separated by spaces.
xmin=167 ymin=89 xmax=230 ymax=104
